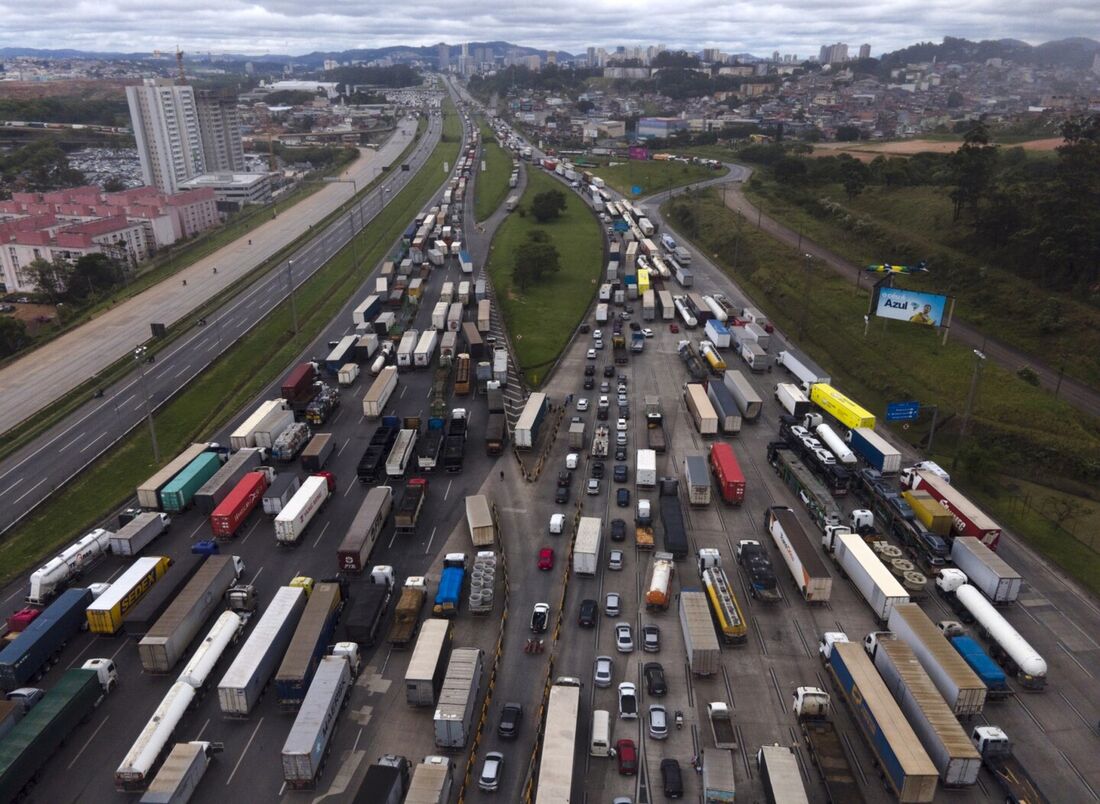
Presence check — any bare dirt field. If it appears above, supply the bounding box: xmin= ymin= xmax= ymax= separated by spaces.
xmin=811 ymin=137 xmax=1063 ymax=159
xmin=0 ymin=302 xmax=58 ymax=336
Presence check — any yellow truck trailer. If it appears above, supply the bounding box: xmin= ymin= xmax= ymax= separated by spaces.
xmin=86 ymin=556 xmax=171 ymax=634
xmin=810 ymin=383 xmax=875 ymax=430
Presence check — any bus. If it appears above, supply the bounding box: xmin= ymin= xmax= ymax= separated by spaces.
xmin=454 ymin=354 xmax=471 ymax=396
xmin=534 ymin=678 xmax=581 ymax=804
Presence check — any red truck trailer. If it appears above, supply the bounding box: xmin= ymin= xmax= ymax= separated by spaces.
xmin=210 ymin=471 xmax=269 ymax=538
xmin=709 ymin=442 xmax=745 ymax=506
xmin=281 ymin=363 xmax=318 ymax=407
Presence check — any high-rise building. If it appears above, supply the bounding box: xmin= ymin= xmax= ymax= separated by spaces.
xmin=819 ymin=43 xmax=849 ymax=64
xmin=126 ymin=78 xmax=206 ymax=194
xmin=437 ymin=43 xmax=450 ymax=70
xmin=859 ymin=43 xmax=871 ymax=59
xmin=195 ymin=89 xmax=245 ymax=173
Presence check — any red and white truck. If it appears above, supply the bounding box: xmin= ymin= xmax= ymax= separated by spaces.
xmin=900 ymin=468 xmax=1001 ymax=549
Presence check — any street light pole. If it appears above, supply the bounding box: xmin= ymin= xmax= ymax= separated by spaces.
xmin=134 ymin=346 xmax=160 ymax=464
xmin=798 ymin=253 xmax=812 ymax=341
xmin=286 ymin=259 xmax=299 ymax=335
xmin=952 ymin=350 xmax=985 ymax=472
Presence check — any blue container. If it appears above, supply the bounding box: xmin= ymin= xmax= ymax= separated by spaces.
xmin=950 ymin=635 xmax=1009 ymax=691
xmin=0 ymin=588 xmax=92 ymax=690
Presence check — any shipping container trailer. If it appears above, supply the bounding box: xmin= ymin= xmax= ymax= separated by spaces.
xmin=194 ymin=447 xmax=264 ymax=515
xmin=679 ymin=590 xmax=720 ymax=676
xmin=433 ymin=648 xmax=484 ymax=748
xmin=947 ymin=635 xmax=1010 ymax=697
xmin=87 ymin=556 xmax=172 ymax=634
xmin=121 ymin=553 xmax=204 ymax=639
xmin=109 ymin=511 xmax=171 ymax=556
xmin=765 ymin=507 xmax=832 ymax=603
xmin=706 ymin=378 xmax=742 ymax=433
xmin=0 ymin=588 xmax=92 ymax=690
xmin=338 ymin=486 xmax=393 ymax=573
xmin=252 ymin=406 xmax=295 ymax=450
xmin=405 ymin=619 xmax=453 ymax=706
xmin=344 ymin=571 xmax=394 ymax=646
xmin=534 ymin=681 xmax=581 ymax=804
xmin=709 ymin=442 xmax=745 ymax=505
xmin=281 ymin=656 xmax=353 ymax=788
xmin=810 ymin=383 xmax=876 ymax=430
xmin=723 ymin=370 xmax=762 ymax=421
xmin=262 ymin=472 xmax=301 ymax=515
xmin=363 ymin=366 xmax=399 ymax=418
xmin=573 ymin=517 xmax=602 ymax=576
xmin=325 ymin=335 xmax=358 ymax=374
xmin=276 ymin=583 xmax=345 ymax=708
xmin=830 ymin=532 xmax=910 ymax=622
xmin=660 ymin=495 xmax=689 ymax=559
xmin=949 ymin=538 xmax=1021 ymax=603
xmin=159 ymin=452 xmax=223 ymax=513
xmin=281 ymin=362 xmax=318 ymax=405
xmin=229 ymin=403 xmax=282 ymax=451
xmin=274 ymin=475 xmax=329 ymax=544
xmin=352 ymin=294 xmax=382 ymax=326
xmin=684 ymin=383 xmax=718 ymax=437
xmin=209 ymin=471 xmax=269 ymax=538
xmin=514 ymin=392 xmax=548 ymax=450
xmin=405 ymin=755 xmax=454 ymax=804
xmin=849 ymin=428 xmax=902 ymax=475
xmin=139 ymin=741 xmax=213 ymax=804
xmin=901 ymin=469 xmax=1001 ymax=548
xmin=683 ymin=454 xmax=712 ymax=506
xmin=776 ymin=349 xmax=831 ymax=392
xmin=465 ymin=495 xmax=495 ymax=547
xmin=757 ymin=745 xmax=809 ymax=804
xmin=300 ymin=433 xmax=334 ymax=473
xmin=135 ymin=445 xmax=209 ymax=505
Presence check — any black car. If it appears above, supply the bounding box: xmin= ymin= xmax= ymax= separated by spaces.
xmin=584 ymin=364 xmax=596 ymax=377
xmin=615 ymin=446 xmax=628 ymax=462
xmin=583 ymin=376 xmax=595 ymax=390
xmin=579 ymin=323 xmax=591 ymax=334
xmin=555 ymin=485 xmax=570 ymax=504
xmin=620 ymin=405 xmax=631 ymax=420
xmin=591 ymin=461 xmax=605 ymax=479
xmin=616 ymin=487 xmax=631 ymax=507
xmin=498 ymin=702 xmax=523 ymax=738
xmin=661 ymin=759 xmax=683 ymax=799
xmin=578 ymin=598 xmax=598 ymax=628
xmin=557 ymin=471 xmax=571 ymax=488
xmin=603 ymin=365 xmax=615 ymax=378
xmin=614 ymin=464 xmax=628 ymax=483
xmin=618 ymin=374 xmax=628 ymax=384
xmin=597 ymin=408 xmax=609 ymax=421
xmin=610 ymin=518 xmax=627 ymax=541
xmin=629 ymin=321 xmax=641 ymax=331
xmin=644 ymin=662 xmax=667 ymax=696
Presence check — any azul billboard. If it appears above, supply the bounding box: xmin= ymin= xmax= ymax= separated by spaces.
xmin=873 ymin=287 xmax=948 ymax=327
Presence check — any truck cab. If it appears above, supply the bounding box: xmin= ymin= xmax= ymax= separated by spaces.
xmin=818 ymin=631 xmax=850 ymax=659
xmin=791 ymin=686 xmax=831 ymax=718
xmin=330 ymin=642 xmax=361 ymax=677
xmin=935 ymin=568 xmax=968 ymax=595
xmin=226 ymin=583 xmax=258 ymax=614
xmin=636 ymin=499 xmax=652 ymax=526
xmin=697 ymin=547 xmax=721 ymax=572
xmin=83 ymin=657 xmax=119 ymax=693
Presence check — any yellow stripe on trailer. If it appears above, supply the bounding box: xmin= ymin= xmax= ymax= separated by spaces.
xmin=86 ymin=556 xmax=171 ymax=634
xmin=810 ymin=383 xmax=875 ymax=430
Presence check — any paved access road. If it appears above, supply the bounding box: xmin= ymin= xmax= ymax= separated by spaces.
xmin=0 ymin=117 xmax=420 ymax=437
xmin=0 ymin=110 xmax=443 ymax=535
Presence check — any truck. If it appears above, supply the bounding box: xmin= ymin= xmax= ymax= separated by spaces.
xmin=27 ymin=527 xmax=112 ymax=605
xmin=765 ymin=507 xmax=832 ymax=604
xmin=139 ymin=741 xmax=216 ymax=804
xmin=115 ymin=682 xmax=198 ymax=790
xmin=684 ymin=383 xmax=718 ymax=437
xmin=706 ymin=701 xmax=737 ymax=749
xmin=776 ymin=349 xmax=831 ymax=392
xmin=723 ymin=370 xmax=762 ymax=421
xmin=0 ymin=660 xmax=116 ymax=799
xmin=343 ymin=567 xmax=394 ymax=646
xmin=417 ymin=418 xmax=445 ymax=471
xmin=109 ymin=512 xmax=171 ymax=557
xmin=757 ymin=745 xmax=810 ymax=804
xmin=210 ymin=471 xmax=269 ymax=539
xmin=505 ymin=194 xmax=519 ymax=211
xmin=262 ymin=473 xmax=300 ymax=515
xmin=229 ymin=404 xmax=281 ymax=452
xmin=414 ymin=328 xmax=439 ymax=368
xmin=324 ymin=336 xmax=358 ymax=375
xmin=431 ymin=301 xmax=448 ymax=330
xmin=822 ymin=529 xmax=909 ymax=622
xmin=388 ymin=577 xmax=428 ymax=648
xmin=477 ymin=299 xmax=491 ymax=332
xmin=636 ymin=448 xmax=657 ymax=488
xmin=485 ymin=413 xmax=507 ymax=455
xmin=159 ymin=452 xmax=223 ymax=513
xmin=702 ymin=749 xmax=737 ymax=804
xmin=644 ymin=551 xmax=675 ymax=610
xmin=443 ymin=410 xmax=467 ymax=472
xmin=591 ymin=424 xmax=609 ymax=459
xmin=706 ymin=380 xmax=741 ymax=434
xmin=683 ymin=453 xmax=711 ymax=505
xmin=363 ymin=366 xmax=398 ymax=418
xmin=679 ymin=590 xmax=720 ymax=676
xmin=281 ymin=655 xmax=353 ymax=788
xmin=385 ymin=428 xmax=418 ymax=479
xmin=397 ymin=329 xmax=419 ymax=368
xmin=356 ymin=755 xmax=411 ymax=804
xmin=568 ymin=420 xmax=586 ymax=450
xmin=357 ymin=417 xmax=400 ymax=482
xmin=970 ymin=726 xmax=1050 ymax=804
xmin=709 ymin=442 xmax=745 ymax=505
xmin=678 ymin=341 xmax=707 ymax=380
xmin=941 ymin=626 xmax=1011 ymax=699
xmin=811 ymin=383 xmax=876 ymax=430
xmin=301 ymin=433 xmax=334 ymax=473
xmin=863 ymin=633 xmax=981 ymax=786
xmin=406 ymin=618 xmax=453 ymax=706
xmin=275 ymin=582 xmax=345 ymax=708
xmin=252 ymin=405 xmax=295 ymax=450
xmin=393 ymin=479 xmax=427 ymax=534
xmin=138 ymin=556 xmax=244 ymax=673
xmin=272 ymin=422 xmax=311 ymax=461
xmin=848 ymin=428 xmax=902 ymax=475
xmin=886 ymin=604 xmax=987 ymax=716
xmin=573 ymin=517 xmax=602 ymax=576
xmin=735 ymin=540 xmax=781 ymax=602
xmin=821 ymin=634 xmax=938 ymax=802
xmin=699 ymin=340 xmax=727 ymax=374
xmin=901 ymin=490 xmax=952 ymax=537
xmin=739 ymin=340 xmax=767 ymax=372
xmin=815 ymin=423 xmax=856 ymax=465
xmin=647 ymin=418 xmax=666 ymax=453
xmin=433 ymin=553 xmax=467 ymax=618
xmin=304 ymin=385 xmax=339 ymax=426
xmin=949 ymin=537 xmax=1021 ymax=604
xmin=217 ymin=585 xmax=307 ymax=717
xmin=405 ymin=755 xmax=454 ymax=804
xmin=194 ymin=447 xmax=265 ymax=515
xmin=177 ymin=610 xmax=246 ymax=690
xmin=791 ymin=688 xmax=863 ymax=803
xmin=704 ymin=318 xmax=731 ymax=347
xmin=87 ymin=555 xmax=172 ymax=634
xmin=492 ymin=347 xmax=508 ymax=384
xmin=465 ymin=494 xmax=495 ymax=547
xmin=433 ymin=648 xmax=483 ymax=749
xmin=275 ymin=475 xmax=330 ymax=544
xmin=775 ymin=382 xmax=811 ymax=418
xmin=0 ymin=588 xmax=92 ymax=690
xmin=514 ymin=391 xmax=548 ymax=450
xmin=338 ymin=363 xmax=360 ymax=386
xmin=281 ymin=362 xmax=318 ymax=409
xmin=138 ymin=443 xmax=213 ymax=508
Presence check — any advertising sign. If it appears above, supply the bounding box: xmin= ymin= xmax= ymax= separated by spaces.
xmin=873 ymin=287 xmax=947 ymax=327
xmin=628 ymin=145 xmax=649 ymax=161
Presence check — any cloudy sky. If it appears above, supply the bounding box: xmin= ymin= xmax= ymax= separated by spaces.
xmin=3 ymin=0 xmax=1095 ymax=57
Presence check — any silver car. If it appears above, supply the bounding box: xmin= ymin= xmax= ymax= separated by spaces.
xmin=605 ymin=592 xmax=621 ymax=617
xmin=478 ymin=751 xmax=504 ymax=792
xmin=649 ymin=704 xmax=668 ymax=740
xmin=615 ymin=622 xmax=634 ymax=653
xmin=594 ymin=655 xmax=613 ymax=688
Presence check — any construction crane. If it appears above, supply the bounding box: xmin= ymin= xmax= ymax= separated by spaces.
xmin=176 ymin=47 xmax=186 ymax=83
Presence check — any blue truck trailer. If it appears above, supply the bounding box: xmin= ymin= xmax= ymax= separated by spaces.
xmin=432 ymin=554 xmax=467 ymax=618
xmin=949 ymin=635 xmax=1011 ymax=698
xmin=0 ymin=588 xmax=92 ymax=690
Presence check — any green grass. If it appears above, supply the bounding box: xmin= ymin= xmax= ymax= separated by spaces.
xmin=743 ymin=176 xmax=1100 ymax=388
xmin=474 ymin=126 xmax=513 ymax=222
xmin=0 ymin=101 xmax=461 ymax=587
xmin=661 ymin=188 xmax=1100 ymax=593
xmin=596 ymin=159 xmax=724 ymax=199
xmin=485 ymin=169 xmax=603 ymax=386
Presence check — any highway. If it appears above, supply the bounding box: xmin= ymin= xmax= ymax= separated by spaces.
xmin=0 ymin=104 xmax=442 ymax=535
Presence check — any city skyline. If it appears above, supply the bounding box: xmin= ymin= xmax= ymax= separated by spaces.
xmin=0 ymin=0 xmax=1094 ymax=59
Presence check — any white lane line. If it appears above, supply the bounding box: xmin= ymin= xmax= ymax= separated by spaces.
xmin=387 ymin=529 xmax=398 ymax=549
xmin=11 ymin=477 xmax=46 ymax=504
xmin=343 ymin=481 xmax=356 ymax=498
xmin=226 ymin=718 xmax=264 ymax=785
xmin=109 ymin=640 xmax=130 ymax=662
xmin=194 ymin=718 xmax=211 ymax=741
xmin=444 ymin=480 xmax=452 ymax=501
xmin=353 ymin=727 xmax=363 ymax=753
xmin=3 ymin=587 xmax=23 ymax=604
xmin=189 ymin=521 xmax=206 ymax=540
xmin=171 ymin=362 xmax=191 ymax=379
xmin=249 ymin=566 xmax=264 ymax=585
xmin=338 ymin=436 xmax=350 ymax=456
xmin=240 ymin=518 xmax=261 ymax=545
xmin=312 ymin=520 xmax=331 ymax=549
xmin=118 ymin=394 xmax=136 ymax=408
xmin=66 ymin=636 xmax=100 ymax=668
xmin=424 ymin=526 xmax=437 ymax=554
xmin=399 ymin=386 xmax=407 ymax=399
xmin=67 ymin=715 xmax=110 ymax=769
xmin=57 ymin=434 xmax=80 ymax=453
xmin=0 ymin=478 xmax=21 ymax=496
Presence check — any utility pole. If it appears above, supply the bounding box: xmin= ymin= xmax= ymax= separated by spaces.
xmin=324 ymin=177 xmax=360 ymax=269
xmin=134 ymin=346 xmax=160 ymax=464
xmin=798 ymin=253 xmax=813 ymax=341
xmin=952 ymin=350 xmax=986 ymax=472
xmin=286 ymin=259 xmax=299 ymax=335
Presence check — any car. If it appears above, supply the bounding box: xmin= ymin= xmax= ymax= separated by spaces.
xmin=669 ymin=323 xmax=679 ymax=333
xmin=537 ymin=547 xmax=554 ymax=571
xmin=0 ymin=304 xmax=14 ymax=314
xmin=593 ymin=329 xmax=603 ymax=341
xmin=605 ymin=592 xmax=621 ymax=617
xmin=548 ymin=514 xmax=565 ymax=535
xmin=616 ymin=487 xmax=630 ymax=507
xmin=576 ymin=398 xmax=589 ymax=411
xmin=643 ymin=662 xmax=667 ymax=696
xmin=584 ymin=365 xmax=595 ymax=377
xmin=594 ymin=339 xmax=604 ymax=350
xmin=615 ymin=432 xmax=627 ymax=447
xmin=498 ymin=703 xmax=523 ymax=739
xmin=617 ymin=373 xmax=628 ymax=383
xmin=594 ymin=655 xmax=613 ymax=688
xmin=578 ymin=598 xmax=598 ymax=628
xmin=587 ymin=478 xmax=600 ymax=495
xmin=591 ymin=461 xmax=605 ymax=479
xmin=610 ymin=518 xmax=627 ymax=542
xmin=597 ymin=408 xmax=609 ymax=421
xmin=579 ymin=323 xmax=591 ymax=334
xmin=649 ymin=704 xmax=668 ymax=739
xmin=608 ymin=549 xmax=624 ymax=571
xmin=789 ymin=425 xmax=809 ymax=439
xmin=530 ymin=602 xmax=550 ymax=633
xmin=557 ymin=471 xmax=571 ymax=488
xmin=586 ymin=349 xmax=597 ymax=360
xmin=600 ymin=380 xmax=611 ymax=392
xmin=660 ymin=758 xmax=683 ymax=799
xmin=620 ymin=405 xmax=631 ymax=420
xmin=616 ymin=739 xmax=638 ymax=776
xmin=616 ymin=417 xmax=627 ymax=431
xmin=583 ymin=376 xmax=595 ymax=390
xmin=598 ymin=395 xmax=609 ymax=408
xmin=614 ymin=464 xmax=628 ymax=483
xmin=629 ymin=321 xmax=641 ymax=331
xmin=615 ymin=622 xmax=634 ymax=652
xmin=615 ymin=446 xmax=628 ymax=462
xmin=617 ymin=681 xmax=638 ymax=719
xmin=617 ymin=382 xmax=628 ymax=393
xmin=619 ymin=312 xmax=631 ymax=321
xmin=642 ymin=624 xmax=660 ymax=653
xmin=603 ymin=365 xmax=615 ymax=378
xmin=191 ymin=540 xmax=220 ymax=556
xmin=625 ymin=305 xmax=634 ymax=313
xmin=643 ymin=328 xmax=654 ymax=338
xmin=478 ymin=752 xmax=505 ymax=792
xmin=617 ymin=394 xmax=628 ymax=407
xmin=555 ymin=485 xmax=569 ymax=504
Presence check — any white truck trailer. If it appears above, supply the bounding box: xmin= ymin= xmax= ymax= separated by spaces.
xmin=573 ymin=517 xmax=602 ymax=576
xmin=432 ymin=648 xmax=483 ymax=749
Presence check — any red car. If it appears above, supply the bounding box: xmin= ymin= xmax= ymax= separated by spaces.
xmin=669 ymin=323 xmax=679 ymax=333
xmin=616 ymin=739 xmax=638 ymax=775
xmin=537 ymin=547 xmax=555 ymax=571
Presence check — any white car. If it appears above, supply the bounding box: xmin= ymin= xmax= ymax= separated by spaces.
xmin=566 ymin=453 xmax=579 ymax=470
xmin=616 ymin=418 xmax=627 ymax=432
xmin=605 ymin=592 xmax=621 ymax=617
xmin=593 ymin=329 xmax=603 ymax=341
xmin=587 ymin=479 xmax=600 ymax=495
xmin=549 ymin=514 xmax=565 ymax=535
xmin=594 ymin=655 xmax=613 ymax=688
xmin=616 ymin=431 xmax=627 ymax=446
xmin=617 ymin=383 xmax=628 ymax=394
xmin=594 ymin=339 xmax=604 ymax=350
xmin=618 ymin=681 xmax=638 ymax=719
xmin=576 ymin=398 xmax=589 ymax=411
xmin=478 ymin=752 xmax=504 ymax=792
xmin=586 ymin=349 xmax=596 ymax=360
xmin=642 ymin=328 xmax=654 ymax=338
xmin=608 ymin=549 xmax=624 ymax=571
xmin=649 ymin=705 xmax=668 ymax=739
xmin=615 ymin=622 xmax=634 ymax=652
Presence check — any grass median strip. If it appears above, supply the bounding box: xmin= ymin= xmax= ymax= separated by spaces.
xmin=475 ymin=134 xmax=513 ymax=223
xmin=485 ymin=168 xmax=603 ymax=386
xmin=597 ymin=159 xmax=724 ymax=199
xmin=0 ymin=102 xmax=460 ymax=586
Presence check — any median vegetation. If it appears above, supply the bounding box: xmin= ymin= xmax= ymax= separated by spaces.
xmin=663 ymin=187 xmax=1100 ymax=594
xmin=596 ymin=158 xmax=724 ymax=199
xmin=0 ymin=99 xmax=461 ymax=586
xmin=486 ymin=169 xmax=603 ymax=385
xmin=474 ymin=120 xmax=513 ymax=222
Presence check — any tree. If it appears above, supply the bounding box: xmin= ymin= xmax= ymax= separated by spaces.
xmin=24 ymin=257 xmax=71 ymax=302
xmin=949 ymin=122 xmax=998 ymax=222
xmin=773 ymin=156 xmax=808 ymax=186
xmin=0 ymin=316 xmax=30 ymax=358
xmin=835 ymin=125 xmax=862 ymax=142
xmin=69 ymin=253 xmax=123 ymax=301
xmin=947 ymin=90 xmax=964 ymax=108
xmin=102 ymin=176 xmax=127 ymax=193
xmin=842 ymin=162 xmax=867 ymax=201
xmin=1041 ymin=495 xmax=1093 ymax=533
xmin=530 ymin=189 xmax=567 ymax=223
xmin=512 ymin=230 xmax=561 ymax=290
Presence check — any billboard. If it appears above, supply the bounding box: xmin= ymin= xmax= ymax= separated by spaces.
xmin=628 ymin=146 xmax=649 ymax=161
xmin=873 ymin=287 xmax=947 ymax=327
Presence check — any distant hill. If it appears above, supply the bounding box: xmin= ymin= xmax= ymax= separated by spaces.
xmin=879 ymin=36 xmax=1100 ymax=70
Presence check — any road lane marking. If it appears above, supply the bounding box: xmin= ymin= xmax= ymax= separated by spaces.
xmin=338 ymin=436 xmax=350 ymax=456
xmin=67 ymin=715 xmax=110 ymax=769
xmin=424 ymin=526 xmax=437 ymax=554
xmin=226 ymin=717 xmax=264 ymax=785
xmin=312 ymin=520 xmax=331 ymax=548
xmin=240 ymin=518 xmax=261 ymax=545
xmin=66 ymin=636 xmax=100 ymax=668
xmin=194 ymin=718 xmax=211 ymax=740
xmin=11 ymin=477 xmax=46 ymax=504
xmin=444 ymin=480 xmax=452 ymax=501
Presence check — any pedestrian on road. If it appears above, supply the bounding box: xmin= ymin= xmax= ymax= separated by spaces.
xmin=212 ymin=267 xmax=217 ymax=274
xmin=182 ymin=279 xmax=187 ymax=286
xmin=500 ymin=470 xmax=504 ymax=480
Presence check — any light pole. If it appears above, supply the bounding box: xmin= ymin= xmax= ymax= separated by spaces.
xmin=324 ymin=177 xmax=360 ymax=269
xmin=798 ymin=253 xmax=813 ymax=341
xmin=134 ymin=346 xmax=160 ymax=464
xmin=286 ymin=259 xmax=299 ymax=335
xmin=952 ymin=350 xmax=986 ymax=472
